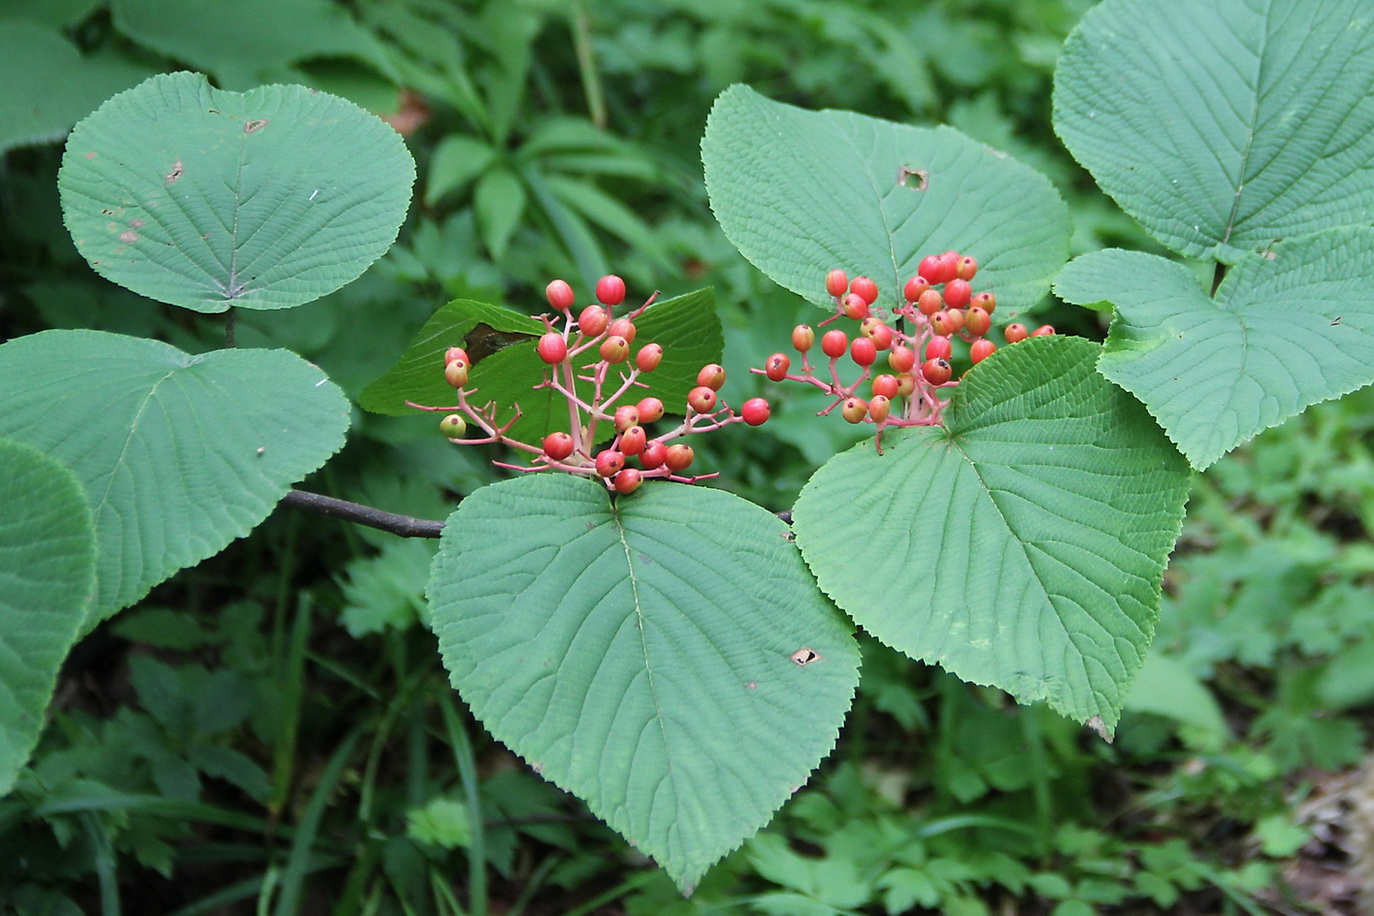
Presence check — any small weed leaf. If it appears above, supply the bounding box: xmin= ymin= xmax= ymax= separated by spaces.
xmin=428 ymin=474 xmax=860 ymax=891
xmin=1055 ymin=230 xmax=1374 ymax=469
xmin=702 ymin=85 xmax=1069 ymax=317
xmin=1053 ymin=0 xmax=1374 ymax=262
xmin=792 ymin=336 xmax=1190 ymax=734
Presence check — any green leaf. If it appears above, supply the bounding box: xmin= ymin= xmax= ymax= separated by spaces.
xmin=792 ymin=336 xmax=1190 ymax=733
xmin=359 ymin=288 xmax=724 ymax=443
xmin=110 ymin=0 xmax=387 ymax=90
xmin=0 ymin=439 xmax=96 ymax=797
xmin=0 ymin=330 xmax=350 ymax=623
xmin=424 ymin=135 xmax=497 ymax=207
xmin=473 ymin=166 xmax=527 ymax=260
xmin=429 ymin=475 xmax=860 ymax=892
xmin=702 ymin=84 xmax=1069 ymax=315
xmin=406 ymin=797 xmax=472 ymax=850
xmin=59 ymin=72 xmax=414 ymax=313
xmin=1123 ymin=652 xmax=1228 ymax=749
xmin=1053 ymin=0 xmax=1374 ymax=262
xmin=1054 ymin=232 xmax=1374 ymax=469
xmin=0 ymin=19 xmax=152 ymax=152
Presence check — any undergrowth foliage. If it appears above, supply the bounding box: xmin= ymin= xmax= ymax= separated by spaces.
xmin=3 ymin=0 xmax=1374 ymax=907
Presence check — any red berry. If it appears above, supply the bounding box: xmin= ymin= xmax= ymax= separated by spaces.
xmin=664 ymin=443 xmax=694 ymax=472
xmin=850 ymin=276 xmax=879 ymax=305
xmin=903 ymin=276 xmax=930 ymax=303
xmin=917 ymin=255 xmax=942 ymax=281
xmin=850 ymin=337 xmax=878 ymax=367
xmin=868 ymin=395 xmax=892 ymax=423
xmin=614 ymin=405 xmax=640 ymax=432
xmin=965 ymin=307 xmax=992 ymax=338
xmin=439 ymin=414 xmax=467 ymax=439
xmin=542 ymin=431 xmax=574 ymax=460
xmin=887 ymin=345 xmax=916 ymax=373
xmin=635 ymin=343 xmax=663 ymax=372
xmin=595 ymin=274 xmax=626 ymax=306
xmin=945 ymin=309 xmax=966 ymax=334
xmin=640 ymin=439 xmax=668 ymax=469
xmin=595 ymin=449 xmax=625 ymax=477
xmin=608 ymin=317 xmax=637 ymax=344
xmin=917 ymin=288 xmax=944 ymax=317
xmin=841 ymin=397 xmax=868 ymax=424
xmin=934 ymin=251 xmax=960 ymax=283
xmin=792 ymin=324 xmax=815 ymax=352
xmin=613 ymin=468 xmax=642 ymax=494
xmin=741 ymin=397 xmax=771 ymax=426
xmin=821 ymin=329 xmax=849 ymax=359
xmin=444 ymin=346 xmax=470 ymax=367
xmin=619 ymin=425 xmax=647 ymax=456
xmin=687 ymin=386 xmax=717 ymax=413
xmin=578 ymin=305 xmax=609 ymax=336
xmin=1031 ymin=324 xmax=1056 ymax=337
xmin=943 ymin=278 xmax=972 ymax=308
xmin=765 ymin=352 xmax=791 ymax=381
xmin=636 ymin=397 xmax=665 ymax=423
xmin=955 ymin=256 xmax=978 ymax=281
xmin=970 ymin=338 xmax=997 ymax=363
xmin=871 ymin=374 xmax=899 ymax=399
xmin=925 ymin=337 xmax=953 ymax=361
xmin=971 ymin=291 xmax=996 ymax=314
xmin=825 ymin=269 xmax=848 ymax=299
xmin=697 ymin=364 xmax=726 ymax=390
xmin=860 ymin=317 xmax=893 ymax=350
xmin=896 ymin=374 xmax=916 ymax=397
xmin=921 ymin=358 xmax=952 ymax=385
xmin=545 ymin=279 xmax=575 ymax=312
xmin=600 ymin=335 xmax=630 ymax=363
xmin=537 ymin=332 xmax=568 ymax=364
xmin=930 ymin=311 xmax=956 ymax=336
xmin=444 ymin=359 xmax=470 ymax=388
xmin=841 ymin=293 xmax=869 ymax=321
xmin=1004 ymin=323 xmax=1029 ymax=344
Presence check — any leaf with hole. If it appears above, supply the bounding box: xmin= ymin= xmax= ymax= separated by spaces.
xmin=428 ymin=474 xmax=860 ymax=892
xmin=59 ymin=71 xmax=414 ymax=313
xmin=792 ymin=336 xmax=1190 ymax=733
xmin=702 ymin=84 xmax=1069 ymax=316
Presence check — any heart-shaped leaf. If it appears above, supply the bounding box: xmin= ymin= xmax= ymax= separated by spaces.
xmin=0 ymin=330 xmax=350 ymax=624
xmin=792 ymin=336 xmax=1190 ymax=733
xmin=429 ymin=474 xmax=860 ymax=892
xmin=702 ymin=84 xmax=1069 ymax=316
xmin=59 ymin=71 xmax=414 ymax=312
xmin=360 ymin=289 xmax=723 ymax=443
xmin=1055 ymin=230 xmax=1374 ymax=469
xmin=0 ymin=438 xmax=96 ymax=796
xmin=1053 ymin=0 xmax=1374 ymax=262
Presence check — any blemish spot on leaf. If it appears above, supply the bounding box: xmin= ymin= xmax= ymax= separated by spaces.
xmin=898 ymin=166 xmax=929 ymax=191
xmin=128 ymin=219 xmax=144 ymax=229
xmin=790 ymin=647 xmax=821 ymax=666
xmin=744 ymin=680 xmax=759 ymax=690
xmin=165 ymin=160 xmax=183 ymax=184
xmin=119 ymin=230 xmax=138 ymax=243
xmin=85 ymin=151 xmax=97 ymax=159
xmin=1085 ymin=715 xmax=1113 ymax=743
xmin=244 ymin=119 xmax=269 ymax=134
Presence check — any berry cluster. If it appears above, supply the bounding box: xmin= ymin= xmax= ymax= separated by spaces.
xmin=753 ymin=253 xmax=1053 ymax=452
xmin=410 ymin=275 xmax=769 ymax=494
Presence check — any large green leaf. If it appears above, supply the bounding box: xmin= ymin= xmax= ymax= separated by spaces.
xmin=1053 ymin=0 xmax=1374 ymax=262
xmin=110 ymin=0 xmax=388 ymax=90
xmin=0 ymin=439 xmax=96 ymax=797
xmin=360 ymin=289 xmax=724 ymax=442
xmin=59 ymin=72 xmax=414 ymax=313
xmin=0 ymin=19 xmax=152 ymax=152
xmin=0 ymin=330 xmax=350 ymax=624
xmin=702 ymin=84 xmax=1069 ymax=315
xmin=1055 ymin=231 xmax=1374 ymax=469
xmin=429 ymin=475 xmax=860 ymax=892
xmin=792 ymin=336 xmax=1190 ymax=733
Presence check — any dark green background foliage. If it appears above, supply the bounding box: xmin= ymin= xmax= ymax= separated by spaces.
xmin=1 ymin=0 xmax=1368 ymax=913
